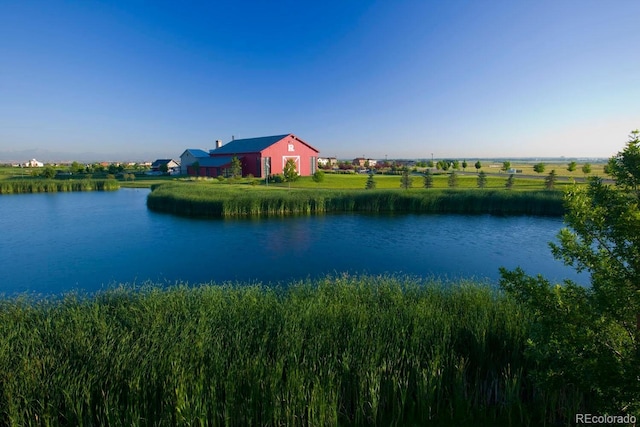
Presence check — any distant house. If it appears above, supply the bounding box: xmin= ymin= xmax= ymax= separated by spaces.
xmin=150 ymin=159 xmax=181 ymax=175
xmin=318 ymin=157 xmax=337 ymax=167
xmin=352 ymin=158 xmax=377 ymax=168
xmin=179 ymin=149 xmax=210 ymax=175
xmin=183 ymin=134 xmax=320 ymax=178
xmin=24 ymin=159 xmax=44 ymax=167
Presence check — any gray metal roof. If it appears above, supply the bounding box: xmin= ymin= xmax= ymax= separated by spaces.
xmin=210 ymin=134 xmax=290 ymax=154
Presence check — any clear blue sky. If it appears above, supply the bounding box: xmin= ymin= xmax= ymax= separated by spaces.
xmin=1 ymin=1 xmax=639 ymax=162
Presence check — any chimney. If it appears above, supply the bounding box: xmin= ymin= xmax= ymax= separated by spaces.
xmin=216 ymin=140 xmax=222 ymax=149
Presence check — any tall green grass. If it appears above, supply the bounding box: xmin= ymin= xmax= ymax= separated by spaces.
xmin=0 ymin=275 xmax=587 ymax=426
xmin=147 ymin=183 xmax=564 ymax=217
xmin=0 ymin=179 xmax=119 ymax=194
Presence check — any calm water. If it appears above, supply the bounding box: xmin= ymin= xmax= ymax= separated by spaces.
xmin=0 ymin=189 xmax=585 ymax=295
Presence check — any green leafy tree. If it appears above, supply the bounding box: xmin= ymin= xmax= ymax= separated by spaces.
xmin=447 ymin=170 xmax=458 ymax=188
xmin=283 ymin=159 xmax=299 ymax=188
xmin=423 ymin=169 xmax=433 ymax=189
xmin=461 ymin=160 xmax=468 ymax=171
xmin=533 ymin=162 xmax=546 ymax=174
xmin=501 ymin=161 xmax=511 ymax=173
xmin=499 ymin=131 xmax=640 ymax=415
xmin=505 ymin=174 xmax=515 ymax=189
xmin=70 ymin=161 xmax=84 ymax=174
xmin=452 ymin=160 xmax=460 ymax=170
xmin=192 ymin=161 xmax=200 ymax=177
xmin=400 ymin=167 xmax=413 ymax=189
xmin=426 ymin=159 xmax=434 ymax=168
xmin=581 ymin=162 xmax=592 ymax=175
xmin=365 ymin=171 xmax=376 ymax=189
xmin=567 ymin=161 xmax=577 ymax=172
xmin=42 ymin=165 xmax=56 ymax=179
xmin=159 ymin=163 xmax=169 ymax=174
xmin=474 ymin=160 xmax=482 ymax=171
xmin=312 ymin=169 xmax=325 ymax=183
xmin=544 ymin=169 xmax=557 ymax=190
xmin=476 ymin=170 xmax=487 ymax=188
xmin=230 ymin=156 xmax=242 ymax=179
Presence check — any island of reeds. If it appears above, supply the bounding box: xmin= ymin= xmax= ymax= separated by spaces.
xmin=146 ymin=183 xmax=564 ymax=218
xmin=0 ymin=275 xmax=589 ymax=426
xmin=0 ymin=179 xmax=120 ymax=194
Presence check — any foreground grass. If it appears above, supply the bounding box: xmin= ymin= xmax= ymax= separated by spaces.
xmin=0 ymin=275 xmax=588 ymax=426
xmin=147 ymin=183 xmax=564 ymax=217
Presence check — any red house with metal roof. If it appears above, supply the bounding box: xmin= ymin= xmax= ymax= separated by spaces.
xmin=184 ymin=134 xmax=319 ymax=178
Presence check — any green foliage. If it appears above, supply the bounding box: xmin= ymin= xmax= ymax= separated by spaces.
xmin=447 ymin=170 xmax=458 ymax=188
xmin=41 ymin=165 xmax=56 ymax=179
xmin=230 ymin=156 xmax=242 ymax=179
xmin=462 ymin=160 xmax=468 ymax=170
xmin=146 ymin=184 xmax=564 ymax=217
xmin=0 ymin=275 xmax=544 ymax=425
xmin=400 ymin=167 xmax=413 ymax=189
xmin=567 ymin=161 xmax=577 ymax=172
xmin=581 ymin=162 xmax=592 ymax=175
xmin=533 ymin=163 xmax=545 ymax=174
xmin=502 ymin=161 xmax=511 ymax=172
xmin=312 ymin=169 xmax=325 ymax=183
xmin=365 ymin=171 xmax=376 ymax=189
xmin=283 ymin=159 xmax=299 ymax=185
xmin=544 ymin=169 xmax=557 ymax=190
xmin=505 ymin=174 xmax=515 ymax=189
xmin=159 ymin=162 xmax=169 ymax=174
xmin=423 ymin=169 xmax=433 ymax=189
xmin=70 ymin=161 xmax=85 ymax=174
xmin=477 ymin=171 xmax=487 ymax=188
xmin=500 ymin=131 xmax=640 ymax=419
xmin=192 ymin=161 xmax=200 ymax=176
xmin=0 ymin=179 xmax=119 ymax=194
xmin=426 ymin=159 xmax=434 ymax=168
xmin=474 ymin=160 xmax=482 ymax=171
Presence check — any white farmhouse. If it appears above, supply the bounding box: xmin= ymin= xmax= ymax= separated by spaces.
xmin=24 ymin=159 xmax=44 ymax=167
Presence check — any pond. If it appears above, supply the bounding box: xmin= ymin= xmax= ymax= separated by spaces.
xmin=0 ymin=189 xmax=586 ymax=295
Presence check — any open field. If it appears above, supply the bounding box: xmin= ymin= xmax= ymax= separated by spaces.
xmin=0 ymin=275 xmax=591 ymax=426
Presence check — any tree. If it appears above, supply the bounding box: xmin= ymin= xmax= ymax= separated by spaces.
xmin=312 ymin=169 xmax=325 ymax=183
xmin=544 ymin=169 xmax=557 ymax=190
xmin=452 ymin=160 xmax=460 ymax=170
xmin=581 ymin=163 xmax=592 ymax=175
xmin=423 ymin=169 xmax=433 ymax=189
xmin=499 ymin=130 xmax=640 ymax=416
xmin=42 ymin=165 xmax=56 ymax=179
xmin=426 ymin=160 xmax=434 ymax=168
xmin=70 ymin=161 xmax=84 ymax=174
xmin=283 ymin=159 xmax=299 ymax=188
xmin=365 ymin=171 xmax=376 ymax=189
xmin=477 ymin=171 xmax=487 ymax=188
xmin=159 ymin=163 xmax=169 ymax=174
xmin=192 ymin=161 xmax=200 ymax=177
xmin=533 ymin=162 xmax=545 ymax=174
xmin=567 ymin=161 xmax=577 ymax=172
xmin=230 ymin=156 xmax=242 ymax=179
xmin=505 ymin=174 xmax=515 ymax=189
xmin=447 ymin=170 xmax=458 ymax=188
xmin=474 ymin=160 xmax=482 ymax=171
xmin=501 ymin=161 xmax=511 ymax=173
xmin=462 ymin=160 xmax=468 ymax=171
xmin=400 ymin=167 xmax=413 ymax=189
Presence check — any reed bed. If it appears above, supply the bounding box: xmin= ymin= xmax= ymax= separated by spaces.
xmin=0 ymin=179 xmax=120 ymax=194
xmin=147 ymin=183 xmax=564 ymax=218
xmin=0 ymin=275 xmax=585 ymax=426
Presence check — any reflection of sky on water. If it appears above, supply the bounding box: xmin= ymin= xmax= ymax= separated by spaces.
xmin=1 ymin=190 xmax=585 ymax=295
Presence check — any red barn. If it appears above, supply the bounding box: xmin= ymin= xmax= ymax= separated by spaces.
xmin=186 ymin=134 xmax=319 ymax=178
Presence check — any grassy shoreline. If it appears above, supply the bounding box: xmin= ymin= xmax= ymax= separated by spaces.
xmin=0 ymin=179 xmax=120 ymax=194
xmin=0 ymin=275 xmax=588 ymax=425
xmin=147 ymin=183 xmax=565 ymax=217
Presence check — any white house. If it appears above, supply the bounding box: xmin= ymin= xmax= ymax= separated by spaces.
xmin=24 ymin=159 xmax=44 ymax=167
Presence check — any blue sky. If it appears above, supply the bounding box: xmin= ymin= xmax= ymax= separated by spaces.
xmin=1 ymin=1 xmax=639 ymax=162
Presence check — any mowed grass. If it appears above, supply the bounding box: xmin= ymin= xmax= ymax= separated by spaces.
xmin=0 ymin=275 xmax=585 ymax=426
